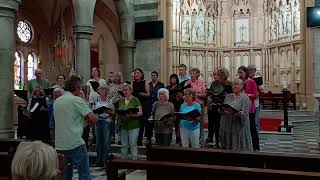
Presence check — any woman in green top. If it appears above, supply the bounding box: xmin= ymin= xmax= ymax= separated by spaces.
xmin=116 ymin=84 xmax=142 ymax=160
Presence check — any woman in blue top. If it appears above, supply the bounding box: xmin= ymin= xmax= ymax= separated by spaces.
xmin=180 ymin=88 xmax=202 ymax=148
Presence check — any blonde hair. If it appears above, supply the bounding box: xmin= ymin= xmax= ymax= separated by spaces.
xmin=11 ymin=141 xmax=59 ymax=180
xmin=157 ymin=88 xmax=169 ymax=101
xmin=184 ymin=88 xmax=197 ymax=101
xmin=189 ymin=68 xmax=201 ymax=78
xmin=114 ymin=72 xmax=123 ymax=84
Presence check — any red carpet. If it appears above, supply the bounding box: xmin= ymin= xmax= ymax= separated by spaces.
xmin=260 ymin=118 xmax=282 ymax=131
xmin=204 ymin=118 xmax=282 ymax=131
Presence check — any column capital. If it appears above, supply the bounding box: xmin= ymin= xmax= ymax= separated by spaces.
xmin=120 ymin=40 xmax=136 ymax=48
xmin=73 ymin=25 xmax=95 ymax=39
xmin=0 ymin=0 xmax=20 ymax=10
xmin=0 ymin=0 xmax=20 ymax=18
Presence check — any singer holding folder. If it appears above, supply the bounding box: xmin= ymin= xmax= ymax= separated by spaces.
xmin=179 ymin=88 xmax=202 ymax=148
xmin=92 ymin=84 xmax=114 ymax=167
xmin=27 ymin=87 xmax=50 ymax=142
xmin=219 ymin=79 xmax=252 ymax=151
xmin=150 ymin=88 xmax=175 ymax=146
xmin=117 ymin=84 xmax=142 ymax=160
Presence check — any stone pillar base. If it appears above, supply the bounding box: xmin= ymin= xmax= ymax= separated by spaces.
xmin=0 ymin=129 xmax=15 ymax=139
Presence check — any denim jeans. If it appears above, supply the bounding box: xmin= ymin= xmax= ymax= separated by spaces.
xmin=120 ymin=128 xmax=140 ymax=160
xmin=58 ymin=144 xmax=91 ymax=180
xmin=255 ymin=106 xmax=260 ymax=135
xmin=180 ymin=127 xmax=200 ymax=148
xmin=95 ymin=120 xmax=112 ymax=166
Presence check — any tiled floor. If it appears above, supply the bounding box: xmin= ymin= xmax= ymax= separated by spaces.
xmin=72 ymin=111 xmax=320 ymax=179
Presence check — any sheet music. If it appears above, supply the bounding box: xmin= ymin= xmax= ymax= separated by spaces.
xmin=30 ymin=102 xmax=39 ymax=112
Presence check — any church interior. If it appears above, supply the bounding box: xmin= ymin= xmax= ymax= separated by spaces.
xmin=1 ymin=0 xmax=320 ymax=179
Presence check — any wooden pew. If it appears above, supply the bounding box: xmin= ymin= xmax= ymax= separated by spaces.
xmin=0 ymin=139 xmax=22 ymax=178
xmin=146 ymin=146 xmax=320 ymax=172
xmin=0 ymin=139 xmax=23 ymax=152
xmin=0 ymin=152 xmax=12 ymax=178
xmin=107 ymin=159 xmax=320 ymax=180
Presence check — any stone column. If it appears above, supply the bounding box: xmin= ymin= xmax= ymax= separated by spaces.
xmin=159 ymin=0 xmax=168 ymax=84
xmin=120 ymin=40 xmax=136 ymax=82
xmin=0 ymin=0 xmax=21 ymax=139
xmin=166 ymin=0 xmax=173 ymax=79
xmin=73 ymin=25 xmax=95 ymax=82
xmin=72 ymin=0 xmax=96 ymax=82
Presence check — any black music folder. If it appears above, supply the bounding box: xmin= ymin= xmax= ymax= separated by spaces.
xmin=93 ymin=106 xmax=112 ymax=114
xmin=219 ymin=104 xmax=240 ymax=113
xmin=117 ymin=91 xmax=125 ymax=97
xmin=175 ymin=109 xmax=201 ymax=120
xmin=89 ymin=81 xmax=100 ymax=92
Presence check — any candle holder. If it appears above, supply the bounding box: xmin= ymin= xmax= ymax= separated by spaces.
xmin=278 ymin=88 xmax=293 ymax=133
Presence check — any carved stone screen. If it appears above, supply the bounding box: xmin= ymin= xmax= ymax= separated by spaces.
xmin=170 ymin=0 xmax=301 ymax=92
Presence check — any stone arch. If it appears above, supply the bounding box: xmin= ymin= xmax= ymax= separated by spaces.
xmin=92 ymin=2 xmax=121 ymax=76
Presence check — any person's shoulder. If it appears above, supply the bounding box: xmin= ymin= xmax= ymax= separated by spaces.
xmin=180 ymin=102 xmax=187 ymax=108
xmin=248 ymin=78 xmax=256 ymax=83
xmin=199 ymin=79 xmax=205 ymax=83
xmin=159 ymin=81 xmax=165 ymax=86
xmin=225 ymin=80 xmax=232 ymax=85
xmin=168 ymin=101 xmax=175 ymax=108
xmin=241 ymin=93 xmax=251 ymax=101
xmin=29 ymin=79 xmax=36 ymax=83
xmin=86 ymin=79 xmax=92 ymax=85
xmin=99 ymin=79 xmax=107 ymax=84
xmin=132 ymin=96 xmax=140 ymax=102
xmin=194 ymin=102 xmax=201 ymax=107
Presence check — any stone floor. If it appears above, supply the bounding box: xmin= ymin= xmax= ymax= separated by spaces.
xmin=72 ymin=110 xmax=320 ymax=179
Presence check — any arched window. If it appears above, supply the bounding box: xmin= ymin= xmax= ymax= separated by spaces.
xmin=17 ymin=20 xmax=33 ymax=43
xmin=27 ymin=53 xmax=37 ymax=81
xmin=14 ymin=51 xmax=23 ymax=90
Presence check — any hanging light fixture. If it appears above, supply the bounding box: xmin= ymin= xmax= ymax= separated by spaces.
xmin=54 ymin=3 xmax=66 ymax=58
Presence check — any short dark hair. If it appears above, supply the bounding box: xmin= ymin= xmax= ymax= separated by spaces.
xmin=169 ymin=73 xmax=179 ymax=84
xmin=64 ymin=75 xmax=82 ymax=93
xmin=178 ymin=64 xmax=187 ymax=69
xmin=151 ymin=71 xmax=159 ymax=77
xmin=56 ymin=74 xmax=66 ymax=81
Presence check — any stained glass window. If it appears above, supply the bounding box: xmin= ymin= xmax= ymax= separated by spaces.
xmin=14 ymin=51 xmax=23 ymax=90
xmin=27 ymin=53 xmax=37 ymax=81
xmin=17 ymin=21 xmax=32 ymax=43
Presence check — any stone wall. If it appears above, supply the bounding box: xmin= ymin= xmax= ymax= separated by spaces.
xmin=133 ymin=0 xmax=161 ymax=81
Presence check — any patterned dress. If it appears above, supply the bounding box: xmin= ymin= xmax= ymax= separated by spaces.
xmin=219 ymin=92 xmax=253 ymax=151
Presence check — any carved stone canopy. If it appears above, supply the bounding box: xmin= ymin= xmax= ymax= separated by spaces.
xmin=232 ymin=0 xmax=252 ymax=15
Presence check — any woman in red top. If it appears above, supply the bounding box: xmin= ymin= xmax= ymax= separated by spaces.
xmin=238 ymin=66 xmax=260 ymax=151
